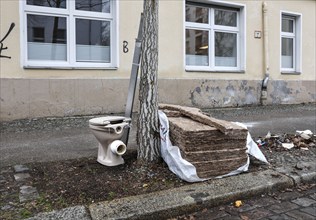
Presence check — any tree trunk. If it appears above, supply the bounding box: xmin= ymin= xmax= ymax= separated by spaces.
xmin=137 ymin=0 xmax=160 ymax=163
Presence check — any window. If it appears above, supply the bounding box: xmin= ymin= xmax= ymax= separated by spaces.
xmin=281 ymin=12 xmax=302 ymax=73
xmin=22 ymin=0 xmax=117 ymax=68
xmin=185 ymin=1 xmax=245 ymax=72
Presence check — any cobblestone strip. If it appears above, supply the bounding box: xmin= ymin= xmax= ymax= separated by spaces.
xmin=177 ymin=185 xmax=316 ymax=220
xmin=0 ymin=165 xmax=40 ymax=219
xmin=238 ymin=188 xmax=315 ymax=219
xmin=13 ymin=164 xmax=40 ymax=203
xmin=0 ymin=167 xmax=16 ymax=213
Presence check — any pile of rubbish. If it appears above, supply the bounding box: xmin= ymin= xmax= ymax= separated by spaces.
xmin=256 ymin=130 xmax=315 ymax=151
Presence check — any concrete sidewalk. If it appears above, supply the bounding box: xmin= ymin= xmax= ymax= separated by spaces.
xmin=0 ymin=103 xmax=315 ymax=219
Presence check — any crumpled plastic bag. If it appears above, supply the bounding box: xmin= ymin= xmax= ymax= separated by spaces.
xmin=296 ymin=130 xmax=313 ymax=140
xmin=159 ymin=110 xmax=268 ymax=182
xmin=159 ymin=110 xmax=202 ymax=182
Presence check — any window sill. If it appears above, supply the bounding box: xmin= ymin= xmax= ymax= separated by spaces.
xmin=281 ymin=71 xmax=301 ymax=75
xmin=23 ymin=66 xmax=118 ymax=70
xmin=185 ymin=69 xmax=245 ymax=74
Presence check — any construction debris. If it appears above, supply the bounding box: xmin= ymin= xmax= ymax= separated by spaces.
xmin=159 ymin=104 xmax=249 ymax=178
xmin=257 ymin=130 xmax=315 ymax=151
xmin=282 ymin=143 xmax=295 ymax=150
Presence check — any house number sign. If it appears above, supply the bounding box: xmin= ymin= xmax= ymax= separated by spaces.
xmin=123 ymin=41 xmax=129 ymax=53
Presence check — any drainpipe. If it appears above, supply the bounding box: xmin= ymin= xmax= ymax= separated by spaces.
xmin=261 ymin=2 xmax=269 ymax=105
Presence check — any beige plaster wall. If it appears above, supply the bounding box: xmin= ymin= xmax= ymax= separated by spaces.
xmin=0 ymin=0 xmax=315 ymax=121
xmin=1 ymin=77 xmax=315 ymax=121
xmin=0 ymin=0 xmax=21 ymax=78
xmin=0 ymin=0 xmax=315 ymax=80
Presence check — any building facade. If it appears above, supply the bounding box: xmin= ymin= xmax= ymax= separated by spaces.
xmin=0 ymin=0 xmax=315 ymax=121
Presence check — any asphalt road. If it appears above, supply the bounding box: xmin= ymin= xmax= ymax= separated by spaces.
xmin=0 ymin=103 xmax=315 ymax=167
xmin=205 ymin=103 xmax=316 ymax=137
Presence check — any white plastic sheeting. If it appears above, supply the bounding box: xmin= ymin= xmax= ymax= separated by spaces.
xmin=159 ymin=110 xmax=268 ymax=182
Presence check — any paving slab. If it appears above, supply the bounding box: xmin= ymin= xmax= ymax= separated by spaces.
xmin=301 ymin=207 xmax=316 ymax=217
xmin=19 ymin=185 xmax=39 ymax=202
xmin=14 ymin=165 xmax=30 ymax=173
xmin=291 ymin=197 xmax=316 ymax=207
xmin=285 ymin=209 xmax=315 ymax=220
xmin=14 ymin=173 xmax=31 ymax=182
xmin=268 ymin=201 xmax=300 ymax=214
xmin=89 ymin=170 xmax=293 ymax=220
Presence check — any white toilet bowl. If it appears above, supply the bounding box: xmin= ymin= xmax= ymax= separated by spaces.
xmin=89 ymin=116 xmax=131 ymax=166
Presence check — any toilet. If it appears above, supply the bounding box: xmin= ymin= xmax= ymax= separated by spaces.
xmin=89 ymin=116 xmax=131 ymax=166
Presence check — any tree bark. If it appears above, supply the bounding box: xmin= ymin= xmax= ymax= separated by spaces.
xmin=137 ymin=0 xmax=160 ymax=163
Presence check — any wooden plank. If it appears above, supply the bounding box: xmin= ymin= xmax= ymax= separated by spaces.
xmin=159 ymin=104 xmax=247 ymax=135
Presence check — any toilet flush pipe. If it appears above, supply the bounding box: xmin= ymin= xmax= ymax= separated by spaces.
xmin=261 ymin=2 xmax=270 ymax=103
xmin=110 ymin=140 xmax=127 ymax=156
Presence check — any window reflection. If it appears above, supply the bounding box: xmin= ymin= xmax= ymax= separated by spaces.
xmin=186 ymin=29 xmax=209 ymax=66
xmin=186 ymin=5 xmax=208 ymax=23
xmin=215 ymin=32 xmax=237 ymax=67
xmin=27 ymin=0 xmax=66 ymax=8
xmin=215 ymin=10 xmax=237 ymax=27
xmin=282 ymin=18 xmax=294 ymax=33
xmin=75 ymin=0 xmax=110 ymax=13
xmin=27 ymin=14 xmax=67 ymax=61
xmin=282 ymin=38 xmax=293 ymax=68
xmin=76 ymin=19 xmax=111 ymax=62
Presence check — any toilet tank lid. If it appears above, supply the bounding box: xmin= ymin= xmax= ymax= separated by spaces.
xmin=89 ymin=116 xmax=129 ymax=125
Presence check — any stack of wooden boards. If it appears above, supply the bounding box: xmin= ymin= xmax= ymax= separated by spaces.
xmin=159 ymin=104 xmax=248 ymax=178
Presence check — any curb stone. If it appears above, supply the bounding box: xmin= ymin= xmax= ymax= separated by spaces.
xmin=273 ymin=160 xmax=316 ymax=185
xmin=88 ymin=169 xmax=293 ymax=220
xmin=26 ymin=205 xmax=91 ymax=220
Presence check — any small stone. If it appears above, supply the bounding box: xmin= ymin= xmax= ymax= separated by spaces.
xmin=293 ymin=138 xmax=300 ymax=144
xmin=19 ymin=185 xmax=39 ymax=202
xmin=308 ymin=143 xmax=316 ymax=148
xmin=14 ymin=165 xmax=30 ymax=173
xmin=295 ymin=163 xmax=304 ymax=170
xmin=1 ymin=205 xmax=12 ymax=211
xmin=0 ymin=175 xmax=6 ymax=184
xmin=298 ymin=142 xmax=308 ymax=148
xmin=14 ymin=173 xmax=31 ymax=182
xmin=0 ymin=168 xmax=12 ymax=174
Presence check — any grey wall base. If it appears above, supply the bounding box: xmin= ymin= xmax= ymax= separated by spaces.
xmin=0 ymin=78 xmax=315 ymax=121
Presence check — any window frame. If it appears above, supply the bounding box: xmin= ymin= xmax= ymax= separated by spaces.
xmin=280 ymin=11 xmax=302 ymax=74
xmin=20 ymin=0 xmax=118 ymax=69
xmin=184 ymin=0 xmax=246 ymax=72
